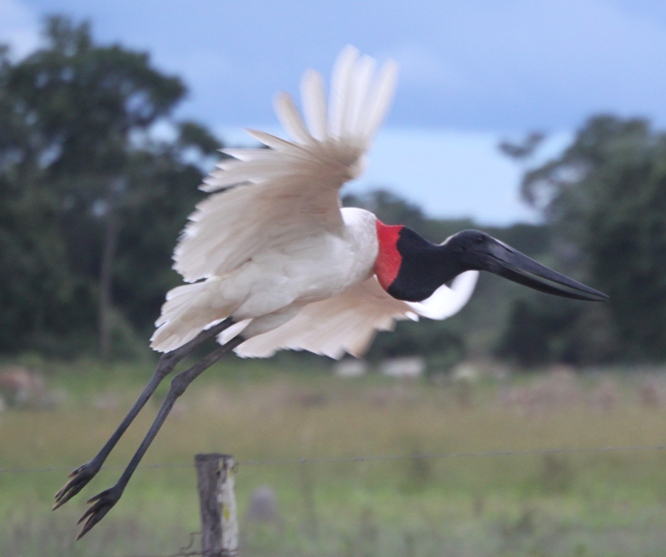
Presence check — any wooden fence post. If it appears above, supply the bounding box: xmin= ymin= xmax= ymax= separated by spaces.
xmin=195 ymin=453 xmax=239 ymax=557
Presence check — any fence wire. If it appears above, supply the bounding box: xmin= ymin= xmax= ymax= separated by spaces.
xmin=2 ymin=443 xmax=665 ymax=475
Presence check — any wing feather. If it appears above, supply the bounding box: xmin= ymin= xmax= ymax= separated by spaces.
xmin=330 ymin=45 xmax=359 ymax=138
xmin=301 ymin=69 xmax=328 ymax=141
xmin=349 ymin=56 xmax=376 ymax=137
xmin=274 ymin=92 xmax=316 ymax=146
xmin=234 ymin=277 xmax=417 ymax=359
xmin=361 ymin=60 xmax=399 ymax=142
xmin=174 ymin=47 xmax=399 ymax=283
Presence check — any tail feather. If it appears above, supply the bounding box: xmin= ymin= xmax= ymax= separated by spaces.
xmin=151 ymin=279 xmax=239 ymax=353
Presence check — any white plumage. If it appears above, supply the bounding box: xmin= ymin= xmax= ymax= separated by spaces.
xmin=150 ymin=46 xmax=479 ymax=357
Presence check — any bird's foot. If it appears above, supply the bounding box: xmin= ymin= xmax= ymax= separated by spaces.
xmin=53 ymin=460 xmax=102 ymax=511
xmin=75 ymin=485 xmax=123 ymax=539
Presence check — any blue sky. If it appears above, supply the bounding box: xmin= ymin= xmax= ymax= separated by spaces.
xmin=2 ymin=0 xmax=666 ymax=224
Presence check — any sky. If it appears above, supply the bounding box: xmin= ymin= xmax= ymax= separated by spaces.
xmin=2 ymin=0 xmax=666 ymax=224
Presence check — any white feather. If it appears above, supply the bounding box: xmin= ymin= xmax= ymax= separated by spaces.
xmin=361 ymin=60 xmax=399 ymax=142
xmin=234 ymin=277 xmax=416 ymax=359
xmin=274 ymin=92 xmax=316 ymax=146
xmin=301 ymin=69 xmax=328 ymax=141
xmin=348 ymin=56 xmax=376 ymax=137
xmin=152 ymin=47 xmax=478 ymax=359
xmin=407 ymin=271 xmax=479 ymax=320
xmin=329 ymin=45 xmax=359 ymax=138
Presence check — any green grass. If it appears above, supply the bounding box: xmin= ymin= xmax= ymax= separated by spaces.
xmin=2 ymin=358 xmax=666 ymax=556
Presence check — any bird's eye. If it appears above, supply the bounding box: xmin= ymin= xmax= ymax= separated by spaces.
xmin=475 ymin=235 xmax=485 ymax=243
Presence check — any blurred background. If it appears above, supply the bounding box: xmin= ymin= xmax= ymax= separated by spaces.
xmin=2 ymin=1 xmax=666 ymax=556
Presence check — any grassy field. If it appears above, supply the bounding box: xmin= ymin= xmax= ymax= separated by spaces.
xmin=2 ymin=356 xmax=666 ymax=556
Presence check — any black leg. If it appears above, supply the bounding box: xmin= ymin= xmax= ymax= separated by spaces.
xmin=75 ymin=335 xmax=244 ymax=539
xmin=53 ymin=318 xmax=236 ymax=510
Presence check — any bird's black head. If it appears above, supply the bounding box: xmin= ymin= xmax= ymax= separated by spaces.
xmin=445 ymin=230 xmax=527 ymax=277
xmin=444 ymin=230 xmax=504 ymax=272
xmin=444 ymin=229 xmax=609 ymax=302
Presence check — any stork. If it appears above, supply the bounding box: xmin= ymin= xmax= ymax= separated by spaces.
xmin=53 ymin=46 xmax=607 ymax=538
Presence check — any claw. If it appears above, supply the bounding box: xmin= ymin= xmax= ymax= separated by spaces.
xmin=75 ymin=486 xmax=122 ymax=540
xmin=68 ymin=465 xmax=84 ymax=478
xmin=53 ymin=461 xmax=101 ymax=511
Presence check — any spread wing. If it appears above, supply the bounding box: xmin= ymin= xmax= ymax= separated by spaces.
xmin=173 ymin=46 xmax=398 ymax=282
xmin=233 ymin=272 xmax=479 ymax=359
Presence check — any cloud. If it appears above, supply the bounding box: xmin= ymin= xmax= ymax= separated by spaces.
xmin=386 ymin=0 xmax=666 ymax=129
xmin=6 ymin=0 xmax=666 ymax=131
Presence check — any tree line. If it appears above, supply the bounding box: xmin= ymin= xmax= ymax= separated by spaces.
xmin=1 ymin=17 xmax=219 ymax=359
xmin=2 ymin=16 xmax=665 ymax=368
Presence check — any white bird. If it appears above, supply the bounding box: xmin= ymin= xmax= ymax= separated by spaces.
xmin=54 ymin=46 xmax=607 ymax=538
xmin=149 ymin=46 xmax=479 ymax=359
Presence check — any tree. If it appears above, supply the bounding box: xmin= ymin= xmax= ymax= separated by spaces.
xmin=520 ymin=115 xmax=666 ymax=361
xmin=498 ymin=131 xmax=545 ymax=163
xmin=0 ymin=16 xmax=221 ymax=358
xmin=0 ymin=43 xmax=77 ymax=353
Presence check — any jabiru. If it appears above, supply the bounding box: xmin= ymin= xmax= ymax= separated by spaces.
xmin=54 ymin=46 xmax=607 ymax=538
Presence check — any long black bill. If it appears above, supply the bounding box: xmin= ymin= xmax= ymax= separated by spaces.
xmin=483 ymin=238 xmax=609 ymax=302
